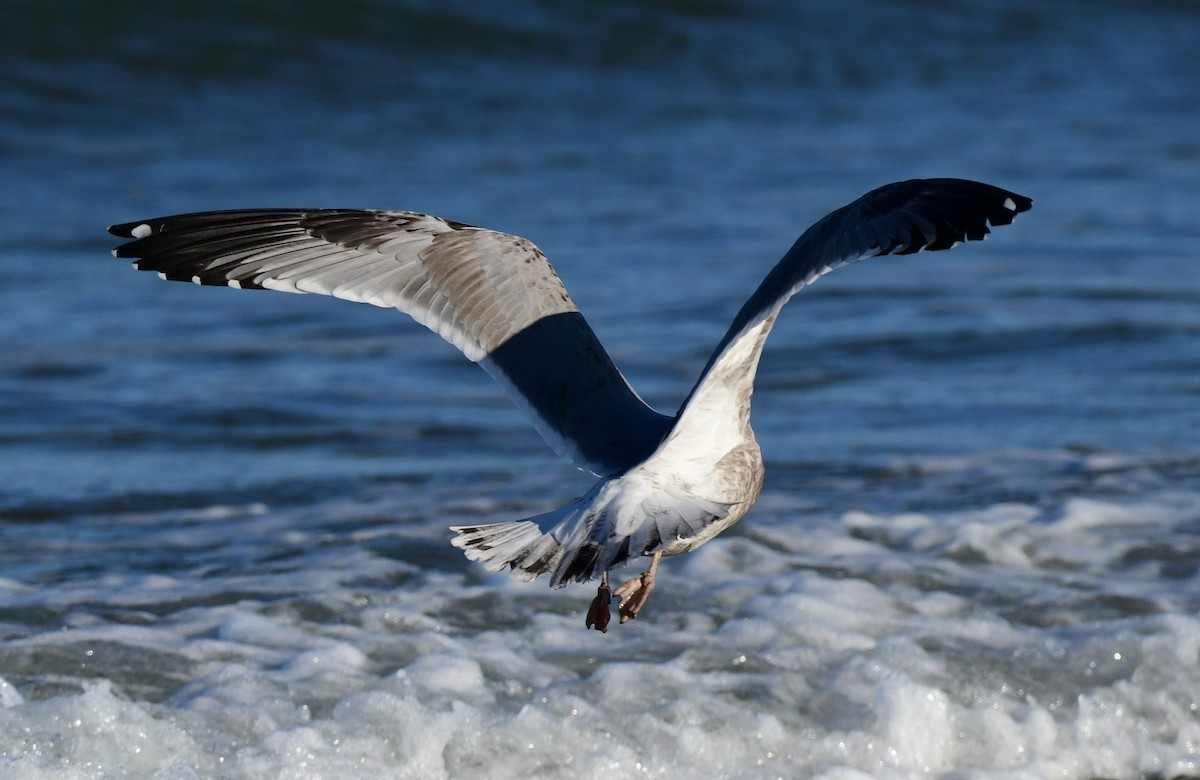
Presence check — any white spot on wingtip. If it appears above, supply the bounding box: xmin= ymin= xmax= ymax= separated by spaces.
xmin=131 ymin=223 xmax=153 ymax=238
xmin=1003 ymin=197 xmax=1016 ymax=211
xmin=157 ymin=272 xmax=168 ymax=280
xmin=228 ymin=279 xmax=242 ymax=289
xmin=191 ymin=275 xmax=203 ymax=284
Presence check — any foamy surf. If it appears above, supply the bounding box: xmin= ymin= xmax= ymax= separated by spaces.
xmin=2 ymin=457 xmax=1197 ymax=779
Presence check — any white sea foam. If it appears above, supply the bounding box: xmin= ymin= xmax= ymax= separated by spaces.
xmin=1 ymin=465 xmax=1198 ymax=779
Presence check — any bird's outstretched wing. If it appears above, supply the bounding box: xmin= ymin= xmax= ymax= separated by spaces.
xmin=686 ymin=178 xmax=1033 ymax=407
xmin=108 ymin=209 xmax=671 ymax=475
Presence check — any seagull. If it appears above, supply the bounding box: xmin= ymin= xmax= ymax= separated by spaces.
xmin=108 ymin=178 xmax=1031 ymax=631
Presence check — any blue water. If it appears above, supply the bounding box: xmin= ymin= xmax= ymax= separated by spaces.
xmin=1 ymin=1 xmax=1198 ymax=778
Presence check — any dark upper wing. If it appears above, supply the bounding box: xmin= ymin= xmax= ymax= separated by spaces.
xmin=690 ymin=178 xmax=1033 ymax=398
xmin=109 ymin=209 xmax=671 ymax=475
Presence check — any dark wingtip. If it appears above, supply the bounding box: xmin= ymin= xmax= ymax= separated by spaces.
xmin=109 ymin=221 xmax=146 ymax=258
xmin=1009 ymin=193 xmax=1034 ymax=213
xmin=993 ymin=192 xmax=1033 ymax=224
xmin=108 ymin=220 xmax=152 ymax=239
xmin=911 ymin=178 xmax=1033 ymax=249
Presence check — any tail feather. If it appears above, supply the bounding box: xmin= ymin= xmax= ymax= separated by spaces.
xmin=449 ymin=477 xmax=735 ymax=587
xmin=450 ymin=504 xmax=579 ymax=583
xmin=450 ymin=496 xmax=624 ymax=587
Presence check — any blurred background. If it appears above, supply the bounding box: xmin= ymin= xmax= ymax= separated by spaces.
xmin=0 ymin=1 xmax=1197 ymax=778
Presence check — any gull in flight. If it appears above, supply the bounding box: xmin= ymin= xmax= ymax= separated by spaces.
xmin=109 ymin=178 xmax=1031 ymax=631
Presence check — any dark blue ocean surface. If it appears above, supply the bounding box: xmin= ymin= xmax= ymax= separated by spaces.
xmin=1 ymin=2 xmax=1198 ymax=777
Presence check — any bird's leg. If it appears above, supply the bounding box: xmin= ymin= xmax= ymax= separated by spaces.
xmin=613 ymin=551 xmax=662 ymax=624
xmin=585 ymin=572 xmax=612 ymax=632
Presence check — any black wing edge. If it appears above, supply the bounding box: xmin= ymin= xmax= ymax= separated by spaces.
xmin=846 ymin=177 xmax=1032 ymax=256
xmin=106 ymin=209 xmax=486 ymax=288
xmin=776 ymin=177 xmax=1032 ymax=299
xmin=107 ymin=209 xmax=332 ymax=287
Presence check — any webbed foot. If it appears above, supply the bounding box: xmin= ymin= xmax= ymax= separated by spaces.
xmin=612 ymin=551 xmax=662 ymax=624
xmin=585 ymin=573 xmax=612 ymax=632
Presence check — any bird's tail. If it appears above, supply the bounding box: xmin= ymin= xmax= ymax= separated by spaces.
xmin=450 ymin=495 xmax=622 ymax=587
xmin=450 ymin=518 xmax=558 ymax=581
xmin=451 ymin=497 xmax=596 ymax=585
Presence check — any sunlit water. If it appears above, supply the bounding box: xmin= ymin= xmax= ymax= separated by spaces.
xmin=1 ymin=1 xmax=1198 ymax=778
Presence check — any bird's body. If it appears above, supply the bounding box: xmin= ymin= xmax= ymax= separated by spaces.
xmin=109 ymin=178 xmax=1031 ymax=630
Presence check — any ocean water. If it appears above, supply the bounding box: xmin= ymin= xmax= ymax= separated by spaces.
xmin=1 ymin=0 xmax=1198 ymax=778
